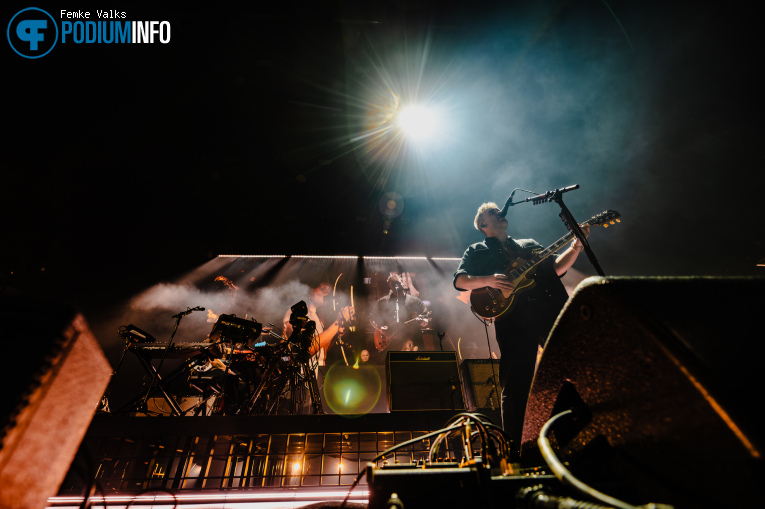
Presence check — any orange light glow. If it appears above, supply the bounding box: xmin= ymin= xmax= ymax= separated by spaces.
xmin=215 ymin=276 xmax=239 ymax=310
xmin=215 ymin=276 xmax=239 ymax=290
xmin=658 ymin=342 xmax=761 ymax=459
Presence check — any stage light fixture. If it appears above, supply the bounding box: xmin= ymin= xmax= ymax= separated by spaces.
xmin=218 ymin=255 xmax=462 ymax=261
xmin=362 ymin=256 xmax=429 ymax=260
xmin=217 ymin=254 xmax=288 ymax=258
xmin=217 ymin=255 xmax=360 ymax=260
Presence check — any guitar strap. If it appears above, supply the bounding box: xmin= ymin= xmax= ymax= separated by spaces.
xmin=500 ymin=237 xmax=520 ymax=262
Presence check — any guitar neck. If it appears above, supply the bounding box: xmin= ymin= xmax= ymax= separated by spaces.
xmin=537 ymin=231 xmax=577 ymax=260
xmin=512 ymin=223 xmax=594 ymax=277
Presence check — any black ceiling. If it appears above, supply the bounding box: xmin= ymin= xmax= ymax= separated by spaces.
xmin=3 ymin=0 xmax=763 ymax=316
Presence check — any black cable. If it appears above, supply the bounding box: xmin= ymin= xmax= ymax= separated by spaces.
xmin=470 ymin=306 xmax=492 ymax=326
xmin=518 ymin=485 xmax=618 ymax=509
xmin=71 ymin=442 xmax=99 ymax=509
xmin=443 ymin=413 xmax=490 ymax=462
xmin=478 ymin=317 xmax=501 ymax=414
xmin=339 ymin=412 xmax=517 ymax=509
xmin=538 ymin=410 xmax=650 ymax=509
xmin=339 ymin=421 xmax=466 ymax=509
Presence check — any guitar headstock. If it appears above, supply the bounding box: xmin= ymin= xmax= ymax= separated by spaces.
xmin=585 ymin=209 xmax=621 ymax=228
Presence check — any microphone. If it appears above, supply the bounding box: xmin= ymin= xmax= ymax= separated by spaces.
xmin=497 ymin=191 xmax=515 ymax=218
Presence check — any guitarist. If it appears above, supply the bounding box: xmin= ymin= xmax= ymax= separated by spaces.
xmin=453 ymin=201 xmax=589 ymax=456
xmin=370 ymin=273 xmax=428 ymax=354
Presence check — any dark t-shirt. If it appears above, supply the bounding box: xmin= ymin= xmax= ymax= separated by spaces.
xmin=453 ymin=236 xmax=569 ymax=343
xmin=371 ymin=291 xmax=426 ymax=350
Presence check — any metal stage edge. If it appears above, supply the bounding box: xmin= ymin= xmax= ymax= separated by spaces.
xmin=84 ymin=409 xmax=503 ymax=437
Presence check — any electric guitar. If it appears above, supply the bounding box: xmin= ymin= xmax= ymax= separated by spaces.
xmin=469 ymin=209 xmax=621 ymax=320
xmin=370 ymin=312 xmax=431 ymax=352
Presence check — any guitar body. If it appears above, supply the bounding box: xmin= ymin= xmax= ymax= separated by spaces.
xmin=373 ymin=324 xmax=408 ymax=352
xmin=371 ymin=313 xmax=430 ymax=352
xmin=373 ymin=327 xmax=393 ymax=352
xmin=470 ymin=264 xmax=538 ymax=320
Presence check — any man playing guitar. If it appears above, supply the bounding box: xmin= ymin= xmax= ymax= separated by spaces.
xmin=453 ymin=201 xmax=589 ymax=456
xmin=369 ymin=273 xmax=428 ymax=353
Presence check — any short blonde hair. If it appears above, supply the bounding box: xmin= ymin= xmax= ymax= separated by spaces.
xmin=474 ymin=202 xmax=499 ymax=232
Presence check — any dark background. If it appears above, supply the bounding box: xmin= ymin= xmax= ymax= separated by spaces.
xmin=3 ymin=1 xmax=763 ymax=353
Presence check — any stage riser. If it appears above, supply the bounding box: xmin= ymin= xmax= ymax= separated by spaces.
xmin=57 ymin=411 xmax=495 ymax=494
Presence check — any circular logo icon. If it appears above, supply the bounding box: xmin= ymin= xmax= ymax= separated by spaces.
xmin=7 ymin=8 xmax=58 ymax=59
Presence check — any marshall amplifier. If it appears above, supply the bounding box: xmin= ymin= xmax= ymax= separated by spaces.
xmin=386 ymin=351 xmax=465 ymax=411
xmin=460 ymin=359 xmax=501 ymax=412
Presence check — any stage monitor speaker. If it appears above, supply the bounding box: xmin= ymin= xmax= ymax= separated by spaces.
xmin=387 ymin=351 xmax=465 ymax=411
xmin=0 ymin=296 xmax=111 ymax=509
xmin=460 ymin=359 xmax=501 ymax=412
xmin=522 ymin=276 xmax=764 ymax=509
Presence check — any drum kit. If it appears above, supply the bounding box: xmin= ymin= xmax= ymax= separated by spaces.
xmin=105 ymin=303 xmax=323 ymax=417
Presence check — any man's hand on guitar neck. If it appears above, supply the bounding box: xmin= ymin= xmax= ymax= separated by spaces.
xmin=554 ymin=224 xmax=591 ymax=276
xmin=455 ymin=273 xmax=516 ymax=292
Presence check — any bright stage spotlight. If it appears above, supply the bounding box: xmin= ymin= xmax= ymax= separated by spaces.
xmin=397 ymin=105 xmax=440 ymax=142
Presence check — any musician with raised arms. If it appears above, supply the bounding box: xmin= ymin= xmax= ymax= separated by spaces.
xmin=453 ymin=201 xmax=589 ymax=456
xmin=282 ymin=281 xmax=355 ymax=368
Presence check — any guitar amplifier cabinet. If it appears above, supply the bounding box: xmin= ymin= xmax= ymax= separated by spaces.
xmin=386 ymin=351 xmax=465 ymax=411
xmin=460 ymin=359 xmax=501 ymax=412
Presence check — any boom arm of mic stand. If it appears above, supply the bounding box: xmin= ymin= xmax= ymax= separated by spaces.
xmin=522 ymin=185 xmax=580 ymax=205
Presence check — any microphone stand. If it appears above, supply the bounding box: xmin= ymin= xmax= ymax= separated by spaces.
xmin=506 ymin=185 xmax=606 ymax=277
xmin=139 ymin=306 xmax=200 ymax=413
xmin=551 ymin=189 xmax=605 ymax=277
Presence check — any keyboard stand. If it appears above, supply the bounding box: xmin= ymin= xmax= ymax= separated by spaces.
xmin=114 ymin=349 xmax=208 ymax=416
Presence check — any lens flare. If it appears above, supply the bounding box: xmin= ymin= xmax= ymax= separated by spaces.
xmin=323 ymin=363 xmax=381 ymax=415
